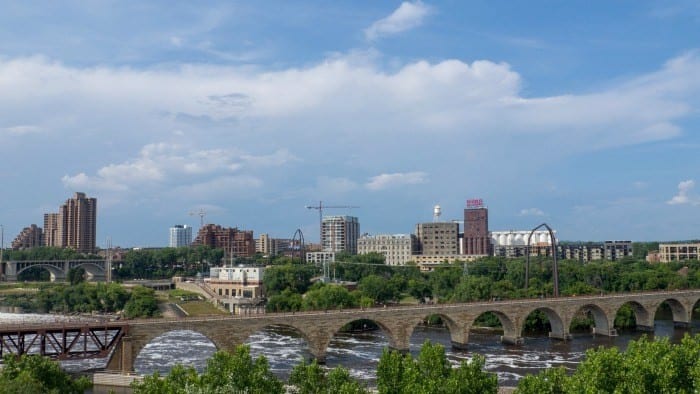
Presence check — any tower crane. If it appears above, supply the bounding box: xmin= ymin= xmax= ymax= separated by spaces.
xmin=189 ymin=208 xmax=207 ymax=228
xmin=305 ymin=201 xmax=359 ymax=245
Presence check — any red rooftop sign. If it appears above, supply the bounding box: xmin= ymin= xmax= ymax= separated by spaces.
xmin=466 ymin=198 xmax=484 ymax=208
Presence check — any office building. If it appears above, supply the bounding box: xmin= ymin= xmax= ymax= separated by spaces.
xmin=415 ymin=222 xmax=460 ymax=256
xmin=464 ymin=199 xmax=490 ymax=256
xmin=321 ymin=215 xmax=359 ymax=254
xmin=256 ymin=234 xmax=292 ymax=256
xmin=43 ymin=192 xmax=97 ymax=253
xmin=358 ymin=234 xmax=418 ymax=266
xmin=169 ymin=225 xmax=192 ymax=248
xmin=11 ymin=224 xmax=43 ymax=250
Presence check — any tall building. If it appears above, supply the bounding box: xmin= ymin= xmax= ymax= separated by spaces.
xmin=604 ymin=241 xmax=633 ymax=261
xmin=169 ymin=225 xmax=192 ymax=247
xmin=463 ymin=199 xmax=490 ymax=256
xmin=192 ymin=224 xmax=255 ymax=258
xmin=358 ymin=234 xmax=418 ymax=266
xmin=11 ymin=224 xmax=43 ymax=250
xmin=321 ymin=215 xmax=359 ymax=254
xmin=43 ymin=192 xmax=97 ymax=253
xmin=415 ymin=222 xmax=460 ymax=256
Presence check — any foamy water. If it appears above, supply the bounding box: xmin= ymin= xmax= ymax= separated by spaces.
xmin=2 ymin=313 xmax=698 ymax=387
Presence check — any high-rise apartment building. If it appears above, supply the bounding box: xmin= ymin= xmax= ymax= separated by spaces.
xmin=321 ymin=215 xmax=359 ymax=254
xmin=11 ymin=224 xmax=43 ymax=250
xmin=192 ymin=224 xmax=255 ymax=258
xmin=169 ymin=225 xmax=192 ymax=247
xmin=464 ymin=199 xmax=490 ymax=256
xmin=415 ymin=222 xmax=460 ymax=256
xmin=43 ymin=192 xmax=97 ymax=253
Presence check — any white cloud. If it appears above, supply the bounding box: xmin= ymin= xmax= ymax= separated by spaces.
xmin=365 ymin=1 xmax=432 ymax=41
xmin=61 ymin=143 xmax=287 ymax=197
xmin=519 ymin=208 xmax=545 ymax=216
xmin=1 ymin=125 xmax=41 ymax=135
xmin=366 ymin=171 xmax=427 ymax=191
xmin=667 ymin=180 xmax=698 ymax=205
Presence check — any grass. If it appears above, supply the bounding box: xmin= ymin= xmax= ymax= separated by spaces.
xmin=177 ymin=300 xmax=228 ymax=316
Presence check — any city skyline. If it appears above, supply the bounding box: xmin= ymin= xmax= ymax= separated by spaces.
xmin=0 ymin=1 xmax=699 ymax=246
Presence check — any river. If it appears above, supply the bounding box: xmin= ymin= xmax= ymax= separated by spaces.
xmin=1 ymin=312 xmax=698 ymax=387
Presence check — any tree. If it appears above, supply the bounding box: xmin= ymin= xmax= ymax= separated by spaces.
xmin=124 ymin=286 xmax=160 ymax=318
xmin=133 ymin=346 xmax=284 ymax=394
xmin=0 ymin=354 xmax=91 ymax=394
xmin=289 ymin=359 xmax=368 ymax=394
xmin=359 ymin=274 xmax=398 ymax=304
xmin=377 ymin=341 xmax=497 ymax=394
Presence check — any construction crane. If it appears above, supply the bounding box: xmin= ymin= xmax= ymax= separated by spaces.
xmin=305 ymin=201 xmax=359 ymax=245
xmin=189 ymin=208 xmax=207 ymax=228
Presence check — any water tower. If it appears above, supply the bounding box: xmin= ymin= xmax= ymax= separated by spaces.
xmin=433 ymin=204 xmax=442 ymax=222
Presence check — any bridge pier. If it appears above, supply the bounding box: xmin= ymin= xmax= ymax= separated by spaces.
xmin=105 ymin=336 xmax=134 ymax=374
xmin=592 ymin=327 xmax=618 ymax=336
xmin=674 ymin=321 xmax=691 ymax=329
xmin=548 ymin=331 xmax=572 ymax=341
xmin=500 ymin=335 xmax=524 ymax=345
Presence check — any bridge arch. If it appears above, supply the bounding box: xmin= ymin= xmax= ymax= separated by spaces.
xmin=613 ymin=301 xmax=652 ymax=331
xmin=69 ymin=262 xmax=105 ymax=281
xmin=470 ymin=310 xmax=521 ymax=345
xmin=521 ymin=306 xmax=568 ymax=341
xmin=130 ymin=329 xmax=221 ymax=374
xmin=571 ymin=303 xmax=613 ymax=336
xmin=16 ymin=264 xmax=65 ymax=282
xmin=410 ymin=312 xmax=468 ymax=350
xmin=651 ymin=298 xmax=690 ymax=328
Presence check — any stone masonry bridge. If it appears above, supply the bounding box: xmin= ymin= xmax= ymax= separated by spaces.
xmin=103 ymin=289 xmax=700 ymax=373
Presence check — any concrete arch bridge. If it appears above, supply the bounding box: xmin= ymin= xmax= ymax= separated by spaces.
xmin=101 ymin=289 xmax=700 ymax=373
xmin=3 ymin=260 xmax=107 ymax=282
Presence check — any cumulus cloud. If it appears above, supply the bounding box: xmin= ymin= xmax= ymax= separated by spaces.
xmin=365 ymin=1 xmax=432 ymax=41
xmin=667 ymin=180 xmax=698 ymax=205
xmin=61 ymin=143 xmax=290 ymax=196
xmin=366 ymin=171 xmax=427 ymax=191
xmin=519 ymin=208 xmax=545 ymax=216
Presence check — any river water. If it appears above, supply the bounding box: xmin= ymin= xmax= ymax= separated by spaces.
xmin=133 ymin=320 xmax=699 ymax=387
xmin=1 ymin=312 xmax=698 ymax=387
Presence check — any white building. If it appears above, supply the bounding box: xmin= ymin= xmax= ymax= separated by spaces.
xmin=322 ymin=215 xmax=359 ymax=254
xmin=206 ymin=265 xmax=265 ymax=315
xmin=490 ymin=230 xmax=557 ymax=258
xmin=169 ymin=224 xmax=192 ymax=248
xmin=358 ymin=234 xmax=417 ymax=266
xmin=306 ymin=251 xmax=336 ymax=264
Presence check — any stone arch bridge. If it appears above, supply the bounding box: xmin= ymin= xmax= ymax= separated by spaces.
xmin=103 ymin=289 xmax=700 ymax=373
xmin=3 ymin=260 xmax=107 ymax=282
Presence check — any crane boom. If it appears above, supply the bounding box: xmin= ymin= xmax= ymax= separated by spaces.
xmin=305 ymin=201 xmax=359 ymax=245
xmin=189 ymin=209 xmax=207 ymax=228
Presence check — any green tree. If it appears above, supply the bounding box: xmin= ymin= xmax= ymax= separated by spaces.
xmin=133 ymin=346 xmax=284 ymax=394
xmin=0 ymin=354 xmax=91 ymax=394
xmin=359 ymin=274 xmax=398 ymax=304
xmin=377 ymin=341 xmax=497 ymax=394
xmin=289 ymin=359 xmax=368 ymax=394
xmin=124 ymin=286 xmax=160 ymax=318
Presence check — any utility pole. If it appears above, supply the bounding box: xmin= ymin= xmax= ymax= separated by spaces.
xmin=0 ymin=225 xmax=4 ymax=281
xmin=106 ymin=236 xmax=112 ymax=283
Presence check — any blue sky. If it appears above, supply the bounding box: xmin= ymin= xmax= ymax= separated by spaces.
xmin=0 ymin=1 xmax=699 ymax=247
